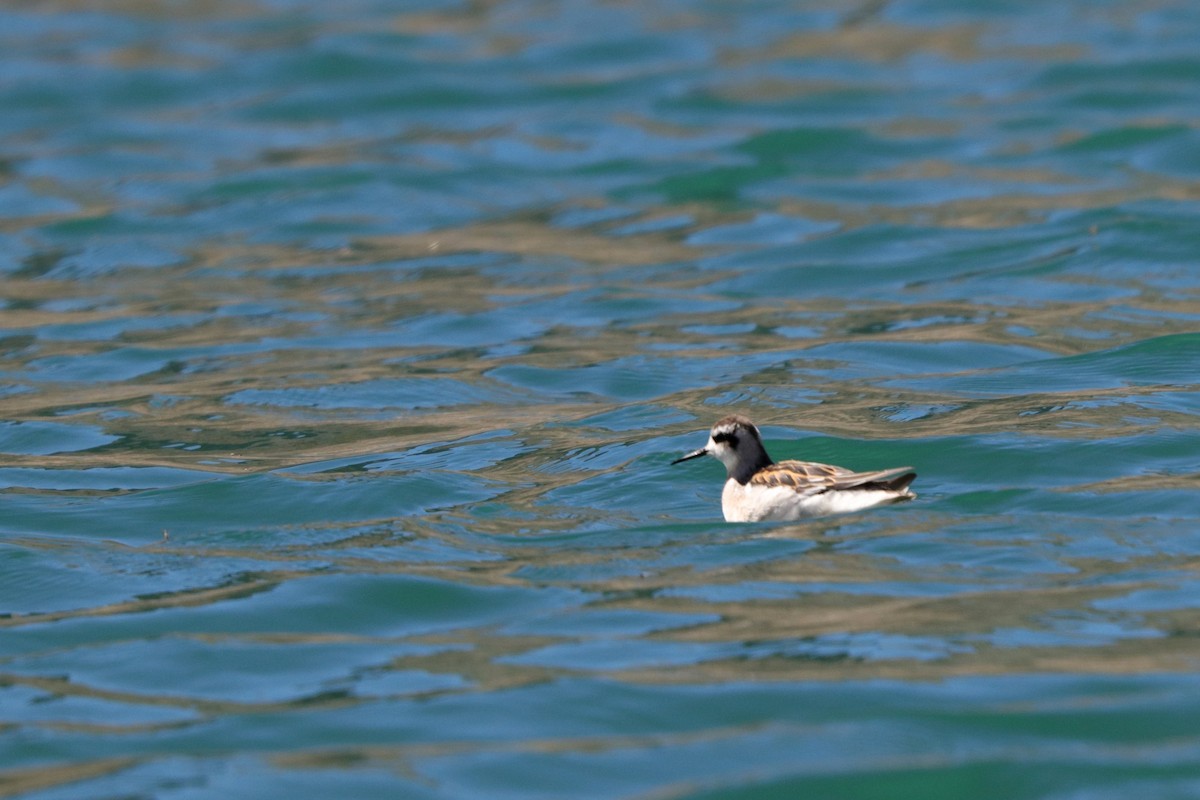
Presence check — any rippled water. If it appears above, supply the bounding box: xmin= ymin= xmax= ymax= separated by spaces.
xmin=3 ymin=1 xmax=1200 ymax=797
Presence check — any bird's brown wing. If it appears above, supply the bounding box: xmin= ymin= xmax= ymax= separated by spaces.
xmin=750 ymin=461 xmax=914 ymax=495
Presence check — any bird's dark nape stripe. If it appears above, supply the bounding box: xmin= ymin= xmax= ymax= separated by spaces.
xmin=729 ymin=449 xmax=773 ymax=485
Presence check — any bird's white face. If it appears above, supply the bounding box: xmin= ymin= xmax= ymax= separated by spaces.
xmin=704 ymin=429 xmax=742 ymax=472
xmin=671 ymin=415 xmax=766 ymax=479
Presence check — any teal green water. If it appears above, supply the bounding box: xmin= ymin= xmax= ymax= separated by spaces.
xmin=4 ymin=1 xmax=1200 ymax=798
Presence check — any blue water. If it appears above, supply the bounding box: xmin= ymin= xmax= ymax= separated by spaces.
xmin=3 ymin=1 xmax=1200 ymax=798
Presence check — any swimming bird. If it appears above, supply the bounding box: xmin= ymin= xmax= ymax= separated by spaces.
xmin=671 ymin=415 xmax=916 ymax=522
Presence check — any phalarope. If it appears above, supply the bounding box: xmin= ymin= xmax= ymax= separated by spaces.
xmin=672 ymin=415 xmax=916 ymax=522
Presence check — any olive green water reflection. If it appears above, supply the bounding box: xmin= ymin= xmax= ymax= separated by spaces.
xmin=3 ymin=0 xmax=1200 ymax=798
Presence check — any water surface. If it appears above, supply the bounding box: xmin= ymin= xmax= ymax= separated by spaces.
xmin=3 ymin=1 xmax=1200 ymax=798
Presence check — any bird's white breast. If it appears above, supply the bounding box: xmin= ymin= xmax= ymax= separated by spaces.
xmin=720 ymin=478 xmax=904 ymax=522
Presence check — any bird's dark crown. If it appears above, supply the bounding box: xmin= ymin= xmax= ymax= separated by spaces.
xmin=710 ymin=415 xmax=760 ymax=445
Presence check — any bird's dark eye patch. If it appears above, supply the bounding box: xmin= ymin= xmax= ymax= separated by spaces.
xmin=712 ymin=431 xmax=738 ymax=447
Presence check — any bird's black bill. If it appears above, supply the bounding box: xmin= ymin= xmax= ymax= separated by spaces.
xmin=671 ymin=448 xmax=707 ymax=465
